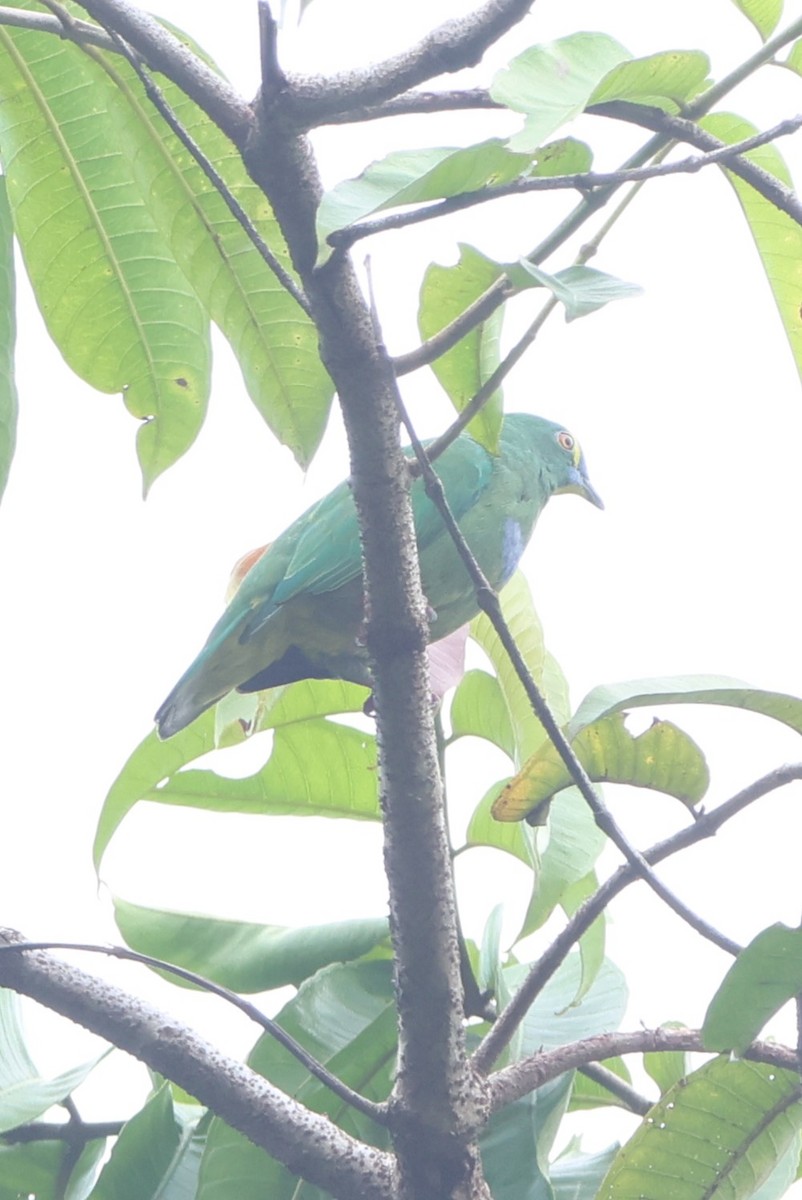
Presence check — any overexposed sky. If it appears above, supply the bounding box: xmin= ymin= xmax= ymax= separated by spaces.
xmin=3 ymin=0 xmax=802 ymax=1164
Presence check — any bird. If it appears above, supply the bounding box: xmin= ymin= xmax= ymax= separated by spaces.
xmin=155 ymin=413 xmax=602 ymax=738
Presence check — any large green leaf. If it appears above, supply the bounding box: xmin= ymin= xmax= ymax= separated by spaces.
xmin=730 ymin=0 xmax=783 ymax=40
xmin=0 ymin=991 xmax=105 ymax=1133
xmin=491 ymin=32 xmax=631 ymax=152
xmin=144 ymin=719 xmax=378 ymax=818
xmin=89 ymin=1084 xmax=202 ymax=1200
xmin=700 ymin=113 xmax=802 ymax=392
xmin=0 ymin=8 xmax=211 ymax=491
xmin=113 ymin=896 xmax=388 ymax=992
xmin=480 ymin=956 xmax=627 ymax=1197
xmin=703 ymin=923 xmax=802 ymax=1055
xmin=567 ymin=675 xmax=802 ymax=741
xmin=470 ymin=572 xmax=570 ymax=767
xmin=94 ymin=679 xmax=367 ymax=870
xmin=0 ymin=177 xmax=16 ymax=502
xmin=91 ymin=31 xmax=333 ymax=466
xmin=598 ymin=1057 xmax=802 ymax=1200
xmin=493 ymin=713 xmax=709 ymax=824
xmin=588 ymin=50 xmax=710 ymax=109
xmin=418 ymin=244 xmax=504 ymax=449
xmin=551 ymin=1143 xmax=619 ymax=1200
xmin=197 ymin=961 xmax=395 ymax=1200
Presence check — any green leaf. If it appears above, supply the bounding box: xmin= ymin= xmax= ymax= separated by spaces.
xmin=703 ymin=923 xmax=802 ymax=1054
xmin=418 ymin=244 xmax=504 ymax=449
xmin=568 ymin=1058 xmax=633 ymax=1111
xmin=0 ymin=178 xmax=17 ymax=503
xmin=480 ymin=1091 xmax=562 ymax=1200
xmin=567 ymin=674 xmax=802 ymax=742
xmin=89 ymin=1084 xmax=201 ymax=1200
xmin=518 ymin=789 xmax=606 ymax=934
xmin=65 ymin=1140 xmax=108 ymax=1200
xmin=494 ymin=713 xmax=709 ymax=824
xmin=700 ymin=112 xmax=802 ymax=393
xmin=551 ymin=1143 xmax=620 ymax=1200
xmin=783 ymin=38 xmax=802 ymax=75
xmin=91 ymin=31 xmax=333 ymax=467
xmin=563 ymin=871 xmax=606 ymax=1005
xmin=113 ymin=896 xmax=389 ymax=992
xmin=589 ymin=50 xmax=711 ymax=110
xmin=508 ymin=261 xmax=643 ymax=321
xmin=0 ymin=11 xmax=211 ymax=491
xmin=450 ymin=668 xmax=515 ymax=758
xmin=146 ymin=719 xmax=379 ymax=818
xmin=598 ymin=1057 xmax=802 ymax=1200
xmin=0 ymin=991 xmax=105 ymax=1132
xmin=491 ymin=32 xmax=631 ymax=152
xmin=643 ymin=1029 xmax=689 ymax=1094
xmin=477 ymin=904 xmax=506 ymax=997
xmin=94 ymin=679 xmax=368 ymax=870
xmin=470 ymin=572 xmax=570 ymax=766
xmin=465 ymin=779 xmax=537 ymax=868
xmin=730 ymin=0 xmax=783 ymax=40
xmin=0 ymin=1142 xmax=63 ymax=1200
xmin=198 ymin=962 xmax=395 ymax=1200
xmin=752 ymin=1136 xmax=802 ymax=1200
xmin=317 ymin=140 xmax=536 ymax=251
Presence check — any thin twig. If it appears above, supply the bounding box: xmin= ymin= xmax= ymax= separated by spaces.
xmin=0 ymin=939 xmax=386 ymax=1124
xmin=473 ymin=764 xmax=802 ymax=1073
xmin=330 ymin=113 xmax=802 ymax=253
xmin=258 ymin=0 xmax=286 ymax=104
xmin=0 ymin=3 xmax=115 ymax=48
xmin=578 ymin=1063 xmax=652 ymax=1116
xmin=3 ymin=1119 xmax=123 ymax=1143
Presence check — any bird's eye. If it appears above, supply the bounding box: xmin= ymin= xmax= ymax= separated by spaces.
xmin=557 ymin=431 xmax=575 ymax=452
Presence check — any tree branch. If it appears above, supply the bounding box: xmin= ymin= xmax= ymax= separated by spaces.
xmin=0 ymin=931 xmax=393 ymax=1200
xmin=0 ymin=2 xmax=114 ymax=47
xmin=73 ymin=0 xmax=253 ymax=145
xmin=578 ymin=1063 xmax=652 ymax=1116
xmin=277 ymin=0 xmax=534 ymax=127
xmin=489 ymin=1029 xmax=798 ymax=1112
xmin=473 ymin=764 xmax=802 ymax=1073
xmin=319 ymin=87 xmax=502 ymax=125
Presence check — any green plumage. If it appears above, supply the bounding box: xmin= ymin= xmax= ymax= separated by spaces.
xmin=155 ymin=413 xmax=601 ymax=738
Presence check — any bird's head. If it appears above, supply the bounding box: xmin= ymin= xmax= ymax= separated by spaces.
xmin=548 ymin=426 xmax=604 ymax=510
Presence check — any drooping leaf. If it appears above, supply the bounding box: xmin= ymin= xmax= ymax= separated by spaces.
xmin=450 ymin=668 xmax=515 ymax=758
xmin=730 ymin=0 xmax=783 ymax=40
xmin=91 ymin=30 xmax=333 ymax=467
xmin=113 ymin=896 xmax=389 ymax=992
xmin=703 ymin=923 xmax=802 ymax=1055
xmin=0 ymin=177 xmax=16 ymax=503
xmin=598 ymin=1057 xmax=802 ymax=1200
xmin=588 ymin=50 xmax=711 ymax=110
xmin=517 ymin=789 xmax=605 ymax=933
xmin=465 ymin=779 xmax=536 ymax=868
xmin=508 ymin=261 xmax=642 ymax=321
xmin=0 ymin=991 xmax=105 ymax=1133
xmin=198 ymin=962 xmax=395 ymax=1200
xmin=89 ymin=1084 xmax=202 ymax=1200
xmin=567 ymin=674 xmax=802 ymax=742
xmin=562 ymin=871 xmax=606 ymax=1004
xmin=477 ymin=904 xmax=506 ymax=998
xmin=700 ymin=113 xmax=802 ymax=392
xmin=493 ymin=713 xmax=709 ymax=824
xmin=470 ymin=572 xmax=570 ymax=766
xmin=418 ymin=244 xmax=504 ymax=449
xmin=551 ymin=1142 xmax=620 ymax=1200
xmin=94 ymin=679 xmax=368 ymax=870
xmin=491 ymin=32 xmax=631 ymax=151
xmin=0 ymin=10 xmax=211 ymax=491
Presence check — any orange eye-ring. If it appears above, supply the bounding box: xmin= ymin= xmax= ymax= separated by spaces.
xmin=557 ymin=431 xmax=575 ymax=452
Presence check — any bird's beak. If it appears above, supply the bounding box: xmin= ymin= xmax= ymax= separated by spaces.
xmin=556 ymin=455 xmax=604 ymax=510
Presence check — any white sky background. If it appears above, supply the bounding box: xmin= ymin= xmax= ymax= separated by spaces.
xmin=3 ymin=0 xmax=802 ymax=1170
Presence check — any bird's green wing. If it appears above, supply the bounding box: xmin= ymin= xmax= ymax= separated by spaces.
xmin=269 ymin=434 xmax=494 ymax=607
